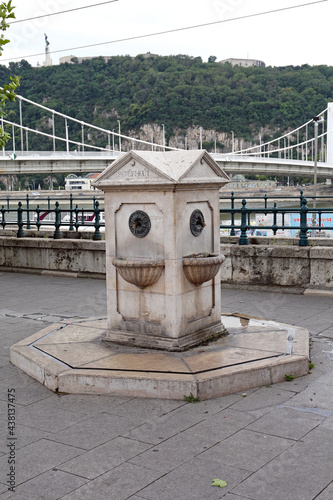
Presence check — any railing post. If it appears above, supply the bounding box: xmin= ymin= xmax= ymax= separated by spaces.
xmin=69 ymin=193 xmax=74 ymax=231
xmin=17 ymin=201 xmax=25 ymax=238
xmin=36 ymin=205 xmax=41 ymax=231
xmin=239 ymin=199 xmax=249 ymax=245
xmin=74 ymin=205 xmax=80 ymax=231
xmin=272 ymin=202 xmax=278 ymax=235
xmin=1 ymin=205 xmax=6 ymax=229
xmin=299 ymin=197 xmax=309 ymax=246
xmin=230 ymin=191 xmax=236 ymax=236
xmin=53 ymin=201 xmax=62 ymax=239
xmin=93 ymin=200 xmax=102 ymax=241
xmin=26 ymin=193 xmax=31 ymax=229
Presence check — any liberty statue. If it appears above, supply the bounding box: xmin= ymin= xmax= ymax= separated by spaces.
xmin=44 ymin=34 xmax=52 ymax=66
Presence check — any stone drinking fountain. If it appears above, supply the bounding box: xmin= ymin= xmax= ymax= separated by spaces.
xmin=94 ymin=149 xmax=229 ymax=351
xmin=10 ymin=151 xmax=309 ymax=400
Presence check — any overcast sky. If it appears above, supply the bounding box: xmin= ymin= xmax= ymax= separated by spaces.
xmin=2 ymin=0 xmax=332 ymax=68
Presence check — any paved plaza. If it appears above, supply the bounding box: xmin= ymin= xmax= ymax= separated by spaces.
xmin=0 ymin=272 xmax=333 ymax=499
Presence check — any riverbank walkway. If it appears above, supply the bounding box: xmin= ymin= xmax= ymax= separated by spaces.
xmin=0 ymin=272 xmax=333 ymax=499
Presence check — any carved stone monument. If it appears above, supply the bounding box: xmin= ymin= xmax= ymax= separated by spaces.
xmin=93 ymin=150 xmax=230 ymax=350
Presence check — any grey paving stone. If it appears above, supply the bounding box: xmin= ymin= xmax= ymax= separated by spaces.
xmin=0 ymin=483 xmax=8 ymax=495
xmin=17 ymin=400 xmax=91 ymax=434
xmin=0 ymin=422 xmax=50 ymax=454
xmin=228 ymin=386 xmax=296 ymax=413
xmin=318 ymin=327 xmax=333 ymax=339
xmin=0 ymin=366 xmax=44 ymax=390
xmin=129 ymin=428 xmax=220 ymax=473
xmin=42 ymin=393 xmax=134 ymax=415
xmin=221 ymin=495 xmax=253 ymax=500
xmin=285 ymin=294 xmax=333 ymax=310
xmin=60 ymin=462 xmax=161 ymax=500
xmin=59 ymin=436 xmax=152 ymax=479
xmin=315 ymin=481 xmax=333 ymax=499
xmin=199 ymin=429 xmax=294 ymax=472
xmin=232 ymin=428 xmax=333 ymax=500
xmin=297 ymin=313 xmax=333 ymax=335
xmin=245 ymin=406 xmax=325 ymax=439
xmin=106 ymin=397 xmax=186 ymax=420
xmin=2 ymin=422 xmax=49 ymax=450
xmin=0 ymin=438 xmax=84 ymax=485
xmin=0 ymin=469 xmax=88 ymax=500
xmin=5 ymin=384 xmax=54 ymax=407
xmin=319 ymin=414 xmax=333 ymax=431
xmin=287 ymin=379 xmax=333 ymax=411
xmin=136 ymin=457 xmax=251 ymax=500
xmin=123 ymin=404 xmax=208 ymax=445
xmin=272 ymin=370 xmax=324 ymax=392
xmin=187 ymin=408 xmax=257 ymax=441
xmin=50 ymin=412 xmax=143 ymax=450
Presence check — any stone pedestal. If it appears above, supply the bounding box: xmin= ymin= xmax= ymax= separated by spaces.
xmin=93 ymin=150 xmax=230 ymax=350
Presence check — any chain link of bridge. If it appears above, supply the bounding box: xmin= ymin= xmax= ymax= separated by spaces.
xmin=0 ymin=93 xmax=332 ymax=180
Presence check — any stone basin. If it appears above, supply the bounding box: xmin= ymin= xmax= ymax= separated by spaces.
xmin=183 ymin=253 xmax=225 ymax=286
xmin=112 ymin=257 xmax=165 ymax=289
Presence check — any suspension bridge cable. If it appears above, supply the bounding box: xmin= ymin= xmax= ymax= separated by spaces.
xmin=3 ymin=0 xmax=328 ymax=62
xmin=9 ymin=0 xmax=119 ymax=24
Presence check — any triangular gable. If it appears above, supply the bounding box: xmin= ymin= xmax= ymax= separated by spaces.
xmin=93 ymin=150 xmax=230 ymax=187
xmin=178 ymin=150 xmax=230 ymax=182
xmin=93 ymin=151 xmax=175 ymax=185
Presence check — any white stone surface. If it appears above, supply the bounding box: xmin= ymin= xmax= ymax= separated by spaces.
xmin=94 ymin=150 xmax=229 ymax=350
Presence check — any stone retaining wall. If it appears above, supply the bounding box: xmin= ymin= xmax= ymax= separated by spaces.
xmin=0 ymin=237 xmax=332 ymax=291
xmin=0 ymin=237 xmax=106 ymax=278
xmin=220 ymin=243 xmax=333 ymax=292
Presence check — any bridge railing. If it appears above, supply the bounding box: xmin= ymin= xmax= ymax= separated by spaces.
xmin=220 ymin=191 xmax=333 ymax=246
xmin=233 ymin=108 xmax=328 ymax=163
xmin=1 ymin=92 xmax=178 ymax=155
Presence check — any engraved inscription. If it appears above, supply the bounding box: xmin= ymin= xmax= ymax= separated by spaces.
xmin=116 ymin=169 xmax=150 ymax=179
xmin=128 ymin=210 xmax=151 ymax=238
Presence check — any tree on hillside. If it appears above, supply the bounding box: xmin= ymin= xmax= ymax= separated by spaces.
xmin=0 ymin=0 xmax=20 ymax=148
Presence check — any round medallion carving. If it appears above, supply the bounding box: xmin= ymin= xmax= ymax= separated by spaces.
xmin=190 ymin=209 xmax=206 ymax=237
xmin=128 ymin=210 xmax=151 ymax=238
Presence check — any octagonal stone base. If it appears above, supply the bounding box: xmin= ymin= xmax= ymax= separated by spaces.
xmin=10 ymin=314 xmax=309 ymax=400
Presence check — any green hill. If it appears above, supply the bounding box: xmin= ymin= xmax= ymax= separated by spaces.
xmin=1 ymin=54 xmax=333 ymax=151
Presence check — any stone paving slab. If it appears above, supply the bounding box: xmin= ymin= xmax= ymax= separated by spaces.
xmin=232 ymin=428 xmax=333 ymax=500
xmin=0 ymin=272 xmax=332 ymax=499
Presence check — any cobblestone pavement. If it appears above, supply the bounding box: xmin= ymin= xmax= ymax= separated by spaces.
xmin=0 ymin=272 xmax=333 ymax=500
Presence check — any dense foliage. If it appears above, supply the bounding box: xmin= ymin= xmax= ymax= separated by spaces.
xmin=0 ymin=0 xmax=20 ymax=147
xmin=0 ymin=54 xmax=333 ymax=146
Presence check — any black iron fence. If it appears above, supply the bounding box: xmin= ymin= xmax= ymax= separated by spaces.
xmin=220 ymin=191 xmax=333 ymax=246
xmin=1 ymin=191 xmax=333 ymax=246
xmin=0 ymin=193 xmax=104 ymax=241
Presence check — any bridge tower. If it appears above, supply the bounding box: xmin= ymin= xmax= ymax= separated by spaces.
xmin=327 ymin=103 xmax=333 ymax=185
xmin=328 ymin=103 xmax=333 ymax=163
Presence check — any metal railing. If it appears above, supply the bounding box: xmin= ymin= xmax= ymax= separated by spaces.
xmin=220 ymin=191 xmax=333 ymax=246
xmin=1 ymin=192 xmax=333 ymax=246
xmin=0 ymin=194 xmax=104 ymax=241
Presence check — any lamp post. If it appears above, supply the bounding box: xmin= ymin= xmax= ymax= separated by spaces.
xmin=312 ymin=115 xmax=324 ymax=236
xmin=112 ymin=129 xmax=115 ymax=153
xmin=231 ymin=130 xmax=234 ymax=153
xmin=117 ymin=120 xmax=121 ymax=152
xmin=162 ymin=124 xmax=165 ymax=151
xmin=200 ymin=127 xmax=203 ymax=149
xmin=185 ymin=135 xmax=187 ymax=150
